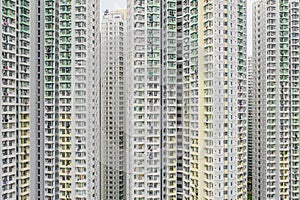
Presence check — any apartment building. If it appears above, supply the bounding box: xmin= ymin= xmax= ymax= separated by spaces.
xmin=0 ymin=1 xmax=100 ymax=199
xmin=247 ymin=56 xmax=253 ymax=196
xmin=181 ymin=0 xmax=201 ymax=198
xmin=0 ymin=0 xmax=31 ymax=199
xmin=34 ymin=0 xmax=100 ymax=199
xmin=125 ymin=0 xmax=183 ymax=199
xmin=100 ymin=9 xmax=126 ymax=200
xmin=125 ymin=0 xmax=248 ymax=199
xmin=252 ymin=0 xmax=300 ymax=199
xmin=191 ymin=0 xmax=248 ymax=199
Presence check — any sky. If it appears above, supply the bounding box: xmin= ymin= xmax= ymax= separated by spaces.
xmin=101 ymin=0 xmax=254 ymax=55
xmin=101 ymin=0 xmax=126 ymax=14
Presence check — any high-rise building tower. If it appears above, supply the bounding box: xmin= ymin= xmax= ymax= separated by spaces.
xmin=252 ymin=0 xmax=300 ymax=199
xmin=181 ymin=0 xmax=201 ymax=198
xmin=0 ymin=1 xmax=100 ymax=199
xmin=187 ymin=0 xmax=248 ymax=199
xmin=100 ymin=9 xmax=126 ymax=200
xmin=247 ymin=56 xmax=253 ymax=197
xmin=0 ymin=0 xmax=31 ymax=199
xmin=176 ymin=0 xmax=184 ymax=198
xmin=126 ymin=0 xmax=247 ymax=199
xmin=126 ymin=0 xmax=183 ymax=199
xmin=32 ymin=0 xmax=100 ymax=199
